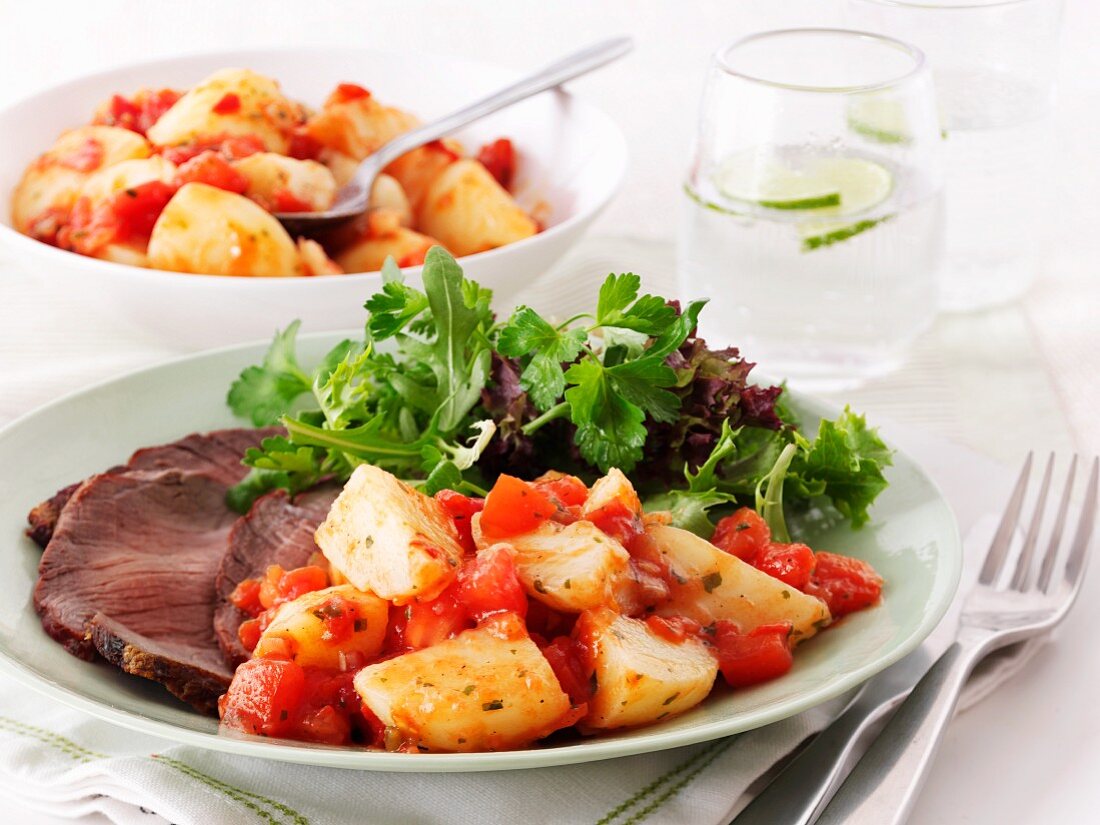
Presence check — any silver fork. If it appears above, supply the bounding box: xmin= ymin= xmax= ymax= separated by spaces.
xmin=815 ymin=453 xmax=1099 ymax=825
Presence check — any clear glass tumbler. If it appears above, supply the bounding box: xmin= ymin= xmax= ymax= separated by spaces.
xmin=846 ymin=0 xmax=1065 ymax=311
xmin=678 ymin=29 xmax=944 ymax=392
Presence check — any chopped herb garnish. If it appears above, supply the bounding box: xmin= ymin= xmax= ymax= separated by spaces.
xmin=482 ymin=699 xmax=504 ymax=711
xmin=702 ymin=572 xmax=723 ymax=593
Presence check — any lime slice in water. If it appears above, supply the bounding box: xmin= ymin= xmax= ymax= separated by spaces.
xmin=847 ymin=95 xmax=912 ymax=145
xmin=714 ymin=154 xmax=842 ymax=210
xmin=714 ymin=153 xmax=893 ymax=215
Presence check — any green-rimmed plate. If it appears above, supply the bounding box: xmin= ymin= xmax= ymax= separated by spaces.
xmin=0 ymin=333 xmax=961 ymax=772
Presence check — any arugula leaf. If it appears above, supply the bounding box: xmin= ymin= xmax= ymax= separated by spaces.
xmin=421 ymin=247 xmax=493 ymax=431
xmin=226 ymin=321 xmax=312 ymax=426
xmin=498 ymin=307 xmax=587 ymax=410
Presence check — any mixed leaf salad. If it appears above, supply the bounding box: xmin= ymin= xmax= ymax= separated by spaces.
xmin=227 ymin=246 xmax=892 ymax=540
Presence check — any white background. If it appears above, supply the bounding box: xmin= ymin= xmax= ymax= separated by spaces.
xmin=1 ymin=1 xmax=1098 ymax=823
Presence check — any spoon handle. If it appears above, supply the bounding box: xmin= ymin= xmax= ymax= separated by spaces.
xmin=353 ymin=37 xmax=633 ymax=184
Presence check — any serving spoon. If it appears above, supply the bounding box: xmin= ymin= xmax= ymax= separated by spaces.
xmin=276 ymin=37 xmax=634 ymax=236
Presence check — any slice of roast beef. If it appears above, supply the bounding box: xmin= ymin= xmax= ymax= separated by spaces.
xmin=213 ymin=485 xmax=340 ymax=667
xmin=33 ymin=428 xmax=272 ymax=713
xmin=25 ymin=428 xmax=276 ymax=548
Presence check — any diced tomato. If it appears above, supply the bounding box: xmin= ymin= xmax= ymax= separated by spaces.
xmin=805 ymin=552 xmax=883 ymax=618
xmin=479 ymin=475 xmax=556 ymax=539
xmin=541 ymin=635 xmax=592 ymax=706
xmin=175 ymin=150 xmax=249 ymax=194
xmin=59 ymin=180 xmax=176 ymax=255
xmin=712 ymin=621 xmax=793 ymax=689
xmin=400 ymin=589 xmax=470 ymax=650
xmin=424 ymin=139 xmax=461 ymax=162
xmin=311 ymin=594 xmax=356 ymax=644
xmin=534 ymin=474 xmax=589 ymax=509
xmin=269 ymin=188 xmax=312 ymax=213
xmin=255 ymin=635 xmax=293 ymax=661
xmin=159 ymin=133 xmax=265 ymax=165
xmin=212 ymin=92 xmax=241 ymax=114
xmin=753 ymin=542 xmax=816 ymax=590
xmin=218 ymin=658 xmax=305 ymax=737
xmin=57 ymin=137 xmax=105 ymax=172
xmin=330 ymin=83 xmax=372 ymax=105
xmin=288 ymin=128 xmax=323 ymax=160
xmin=277 ymin=565 xmax=330 ymax=603
xmin=587 ymin=500 xmax=643 ymax=547
xmin=230 ymin=578 xmax=264 ymax=616
xmin=24 ymin=206 xmax=69 ymax=244
xmin=477 ymin=138 xmax=516 ymax=190
xmin=712 ymin=508 xmax=771 ymax=561
xmin=110 ymin=180 xmax=177 ymax=240
xmin=525 ymin=598 xmax=575 ymax=641
xmin=137 ymin=89 xmax=181 ymax=133
xmin=296 ymin=704 xmax=351 ymax=745
xmin=102 ymin=94 xmax=140 ymax=128
xmin=237 ymin=617 xmax=263 ymax=652
xmin=96 ymin=89 xmax=181 ymax=135
xmin=434 ymin=489 xmax=484 ymax=553
xmin=646 ymin=615 xmax=703 ymax=644
xmin=455 ymin=547 xmax=527 ymax=622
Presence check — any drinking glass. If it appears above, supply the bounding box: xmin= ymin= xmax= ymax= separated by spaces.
xmin=846 ymin=0 xmax=1064 ymax=311
xmin=678 ymin=29 xmax=944 ymax=391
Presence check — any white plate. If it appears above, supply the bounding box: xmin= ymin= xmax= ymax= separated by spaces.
xmin=0 ymin=333 xmax=961 ymax=772
xmin=0 ymin=48 xmax=627 ymax=347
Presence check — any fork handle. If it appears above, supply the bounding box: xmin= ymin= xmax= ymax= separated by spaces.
xmin=815 ymin=643 xmax=975 ymax=825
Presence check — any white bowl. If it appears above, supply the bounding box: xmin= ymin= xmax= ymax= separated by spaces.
xmin=0 ymin=47 xmax=627 ymax=348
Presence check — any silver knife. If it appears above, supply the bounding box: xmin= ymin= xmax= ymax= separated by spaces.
xmin=729 ymin=644 xmax=936 ymax=825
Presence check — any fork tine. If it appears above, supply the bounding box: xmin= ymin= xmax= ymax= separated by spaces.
xmin=980 ymin=452 xmax=1033 ymax=585
xmin=1038 ymin=455 xmax=1078 ymax=592
xmin=1011 ymin=453 xmax=1055 ymax=590
xmin=1060 ymin=457 xmax=1099 ymax=593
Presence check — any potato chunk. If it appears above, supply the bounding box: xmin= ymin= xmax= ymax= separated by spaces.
xmin=333 ymin=222 xmax=437 ymax=274
xmin=147 ymin=182 xmax=303 ymax=276
xmin=306 ymin=90 xmax=418 ymax=160
xmin=146 ymin=68 xmax=302 ymax=152
xmin=648 ymin=525 xmax=831 ymax=643
xmin=254 ymin=585 xmax=387 ymax=669
xmin=76 ymin=155 xmax=177 ymax=205
xmin=472 ymin=516 xmax=629 ymax=613
xmin=232 ymin=152 xmax=337 ymax=212
xmin=383 ymin=140 xmax=461 ymax=211
xmin=582 ymin=468 xmax=643 ymax=519
xmin=314 ymin=464 xmax=465 ymax=604
xmin=12 ymin=125 xmax=150 ymax=237
xmin=354 ymin=613 xmax=573 ymax=752
xmin=417 ymin=159 xmax=537 ymax=257
xmin=578 ymin=607 xmax=717 ymax=730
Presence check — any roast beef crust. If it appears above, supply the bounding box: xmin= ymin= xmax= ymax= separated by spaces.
xmin=90 ymin=615 xmax=231 ymax=715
